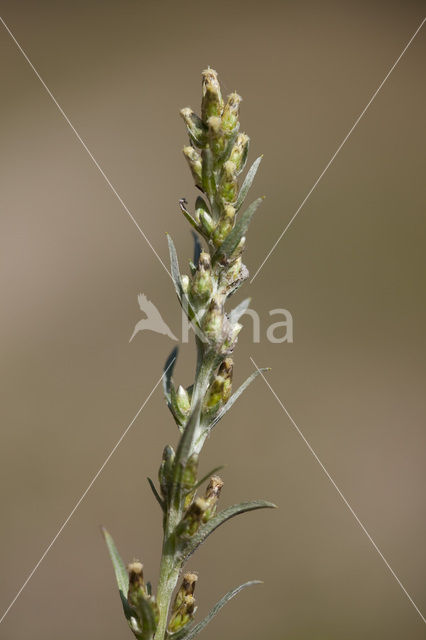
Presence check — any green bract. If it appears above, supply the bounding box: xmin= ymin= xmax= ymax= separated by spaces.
xmin=103 ymin=68 xmax=275 ymax=640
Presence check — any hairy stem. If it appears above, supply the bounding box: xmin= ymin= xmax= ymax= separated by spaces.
xmin=155 ymin=347 xmax=216 ymax=639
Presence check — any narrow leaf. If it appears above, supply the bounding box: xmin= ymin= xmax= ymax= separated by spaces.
xmin=212 ymin=197 xmax=264 ymax=266
xmin=229 ymin=297 xmax=251 ymax=324
xmin=167 ymin=234 xmax=201 ymax=327
xmin=191 ymin=230 xmax=202 ymax=266
xmin=235 ymin=156 xmax=262 ymax=211
xmin=102 ymin=527 xmax=135 ymax=623
xmin=102 ymin=527 xmax=129 ymax=596
xmin=179 ymin=199 xmax=203 ymax=234
xmin=183 ymin=500 xmax=276 ymax=561
xmin=147 ymin=477 xmax=164 ymax=510
xmin=163 ymin=346 xmax=178 ymax=404
xmin=167 ymin=234 xmax=183 ymax=303
xmin=181 ymin=581 xmax=262 ymax=640
xmin=209 ymin=368 xmax=270 ymax=430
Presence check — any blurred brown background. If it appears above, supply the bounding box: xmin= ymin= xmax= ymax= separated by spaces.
xmin=1 ymin=1 xmax=425 ymax=638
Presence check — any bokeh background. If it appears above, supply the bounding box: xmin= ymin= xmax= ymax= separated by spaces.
xmin=1 ymin=1 xmax=425 ymax=638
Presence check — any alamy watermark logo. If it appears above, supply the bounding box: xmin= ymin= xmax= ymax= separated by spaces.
xmin=130 ymin=293 xmax=293 ymax=344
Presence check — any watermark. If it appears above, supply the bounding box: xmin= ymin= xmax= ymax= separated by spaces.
xmin=130 ymin=293 xmax=293 ymax=344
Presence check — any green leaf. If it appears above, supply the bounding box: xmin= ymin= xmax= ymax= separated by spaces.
xmin=179 ymin=199 xmax=203 ymax=235
xmin=209 ymin=368 xmax=270 ymax=430
xmin=212 ymin=197 xmax=264 ymax=266
xmin=179 ymin=581 xmax=262 ymax=640
xmin=147 ymin=477 xmax=164 ymax=510
xmin=167 ymin=234 xmax=201 ymax=327
xmin=182 ymin=500 xmax=276 ymax=561
xmin=229 ymin=297 xmax=251 ymax=324
xmin=167 ymin=234 xmax=184 ymax=304
xmin=235 ymin=156 xmax=262 ymax=211
xmin=102 ymin=527 xmax=129 ymax=595
xmin=191 ymin=230 xmax=202 ymax=266
xmin=163 ymin=346 xmax=178 ymax=404
xmin=102 ymin=527 xmax=135 ymax=623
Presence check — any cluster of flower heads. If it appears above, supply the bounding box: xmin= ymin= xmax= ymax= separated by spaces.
xmin=171 ymin=68 xmax=263 ymax=431
xmin=179 ymin=68 xmax=258 ymax=340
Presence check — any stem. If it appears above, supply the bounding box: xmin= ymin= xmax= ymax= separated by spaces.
xmin=155 ymin=526 xmax=180 ymax=640
xmin=155 ymin=347 xmax=217 ymax=640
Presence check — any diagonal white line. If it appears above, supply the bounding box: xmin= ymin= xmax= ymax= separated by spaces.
xmin=0 ymin=15 xmax=171 ymax=279
xmin=0 ymin=358 xmax=175 ymax=625
xmin=250 ymin=17 xmax=426 ymax=283
xmin=250 ymin=357 xmax=426 ymax=624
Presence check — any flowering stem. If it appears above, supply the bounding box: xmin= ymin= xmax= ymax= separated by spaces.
xmin=103 ymin=68 xmax=275 ymax=640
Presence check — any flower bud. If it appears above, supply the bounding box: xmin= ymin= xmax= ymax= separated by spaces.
xmin=199 ymin=210 xmax=215 ymax=236
xmin=194 ymin=196 xmax=209 ymax=224
xmin=183 ymin=146 xmax=202 ymax=187
xmin=127 ymin=562 xmax=159 ymax=633
xmin=207 ymin=115 xmax=221 ymax=134
xmin=204 ymin=376 xmax=225 ymax=411
xmin=202 ymin=296 xmax=224 ymax=343
xmin=127 ymin=561 xmax=145 ymax=599
xmin=170 ymin=384 xmax=191 ymax=426
xmin=201 ymin=68 xmax=224 ymax=121
xmin=183 ymin=497 xmax=209 ymax=536
xmin=127 ymin=562 xmax=146 ymax=618
xmin=176 ymin=385 xmax=191 ymax=415
xmin=204 ymin=358 xmax=233 ymax=412
xmin=229 ymin=133 xmax=250 ymax=174
xmin=182 ymin=453 xmax=198 ymax=491
xmin=225 ymin=256 xmax=243 ymax=283
xmin=168 ymin=594 xmax=196 ymax=634
xmin=222 ymin=92 xmax=242 ymax=132
xmin=219 ymin=160 xmax=238 ymax=204
xmin=182 ymin=453 xmax=198 ymax=509
xmin=158 ymin=445 xmax=175 ymax=499
xmin=217 ymin=358 xmax=233 ymax=402
xmin=180 ymin=107 xmax=208 ymax=147
xmin=172 ymin=572 xmax=198 ymax=612
xmin=212 ymin=205 xmax=235 ymax=247
xmin=207 ymin=115 xmax=226 ymax=157
xmin=181 ymin=274 xmax=190 ymax=293
xmin=203 ymin=475 xmax=224 ymax=522
xmin=191 ymin=251 xmax=213 ymax=302
xmin=205 ymin=475 xmax=224 ymax=502
xmin=181 ymin=572 xmax=198 ymax=596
